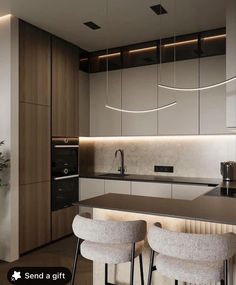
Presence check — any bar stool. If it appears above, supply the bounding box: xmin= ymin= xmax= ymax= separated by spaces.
xmin=71 ymin=214 xmax=147 ymax=285
xmin=147 ymin=223 xmax=236 ymax=285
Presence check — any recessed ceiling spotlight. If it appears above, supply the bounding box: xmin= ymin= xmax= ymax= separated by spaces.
xmin=150 ymin=4 xmax=167 ymax=15
xmin=83 ymin=21 xmax=101 ymax=30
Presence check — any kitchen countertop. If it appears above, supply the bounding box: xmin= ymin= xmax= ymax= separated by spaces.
xmin=80 ymin=172 xmax=220 ymax=186
xmin=78 ymin=191 xmax=236 ymax=225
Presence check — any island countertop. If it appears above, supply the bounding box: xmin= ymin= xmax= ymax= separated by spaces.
xmin=78 ymin=191 xmax=236 ymax=226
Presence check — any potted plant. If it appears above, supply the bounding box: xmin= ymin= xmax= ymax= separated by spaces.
xmin=0 ymin=141 xmax=9 ymax=187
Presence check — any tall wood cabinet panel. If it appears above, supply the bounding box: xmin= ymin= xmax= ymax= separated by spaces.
xmin=19 ymin=21 xmax=51 ymax=106
xmin=19 ymin=103 xmax=50 ymax=185
xmin=19 ymin=21 xmax=51 ymax=253
xmin=200 ymin=55 xmax=230 ymax=134
xmin=52 ymin=37 xmax=79 ymax=137
xmin=158 ymin=59 xmax=199 ymax=135
xmin=20 ymin=182 xmax=51 ymax=253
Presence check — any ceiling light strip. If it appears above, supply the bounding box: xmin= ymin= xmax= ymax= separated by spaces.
xmin=128 ymin=46 xmax=157 ymax=54
xmin=105 ymin=101 xmax=177 ymax=113
xmin=163 ymin=39 xmax=198 ymax=48
xmin=202 ymin=34 xmax=226 ymax=41
xmin=98 ymin=52 xmax=121 ymax=59
xmin=158 ymin=76 xmax=236 ymax=92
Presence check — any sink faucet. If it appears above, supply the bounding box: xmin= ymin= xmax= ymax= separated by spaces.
xmin=115 ymin=149 xmax=125 ymax=176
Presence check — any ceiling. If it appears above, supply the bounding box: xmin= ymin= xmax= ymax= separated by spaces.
xmin=0 ymin=0 xmax=225 ymax=51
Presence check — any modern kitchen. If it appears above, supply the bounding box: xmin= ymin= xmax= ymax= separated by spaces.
xmin=1 ymin=0 xmax=236 ymax=285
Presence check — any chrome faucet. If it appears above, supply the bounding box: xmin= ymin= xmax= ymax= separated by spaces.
xmin=115 ymin=149 xmax=125 ymax=176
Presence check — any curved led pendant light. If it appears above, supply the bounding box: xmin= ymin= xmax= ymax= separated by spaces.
xmin=104 ymin=0 xmax=177 ymax=114
xmin=158 ymin=75 xmax=236 ymax=92
xmin=105 ymin=101 xmax=177 ymax=113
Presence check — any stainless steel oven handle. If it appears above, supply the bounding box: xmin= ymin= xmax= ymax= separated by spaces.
xmin=54 ymin=174 xmax=79 ymax=181
xmin=54 ymin=145 xmax=79 ymax=148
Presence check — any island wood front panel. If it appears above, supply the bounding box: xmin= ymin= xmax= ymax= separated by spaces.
xmin=52 ymin=37 xmax=79 ymax=137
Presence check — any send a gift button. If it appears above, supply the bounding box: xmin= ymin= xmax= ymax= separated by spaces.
xmin=7 ymin=267 xmax=71 ymax=284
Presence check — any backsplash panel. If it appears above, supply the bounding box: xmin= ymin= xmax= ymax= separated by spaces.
xmin=80 ymin=135 xmax=236 ymax=178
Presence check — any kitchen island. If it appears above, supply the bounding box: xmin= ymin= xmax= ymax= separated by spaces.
xmin=78 ymin=190 xmax=236 ymax=285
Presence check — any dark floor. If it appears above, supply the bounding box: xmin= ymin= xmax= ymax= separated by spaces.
xmin=0 ymin=236 xmax=93 ymax=285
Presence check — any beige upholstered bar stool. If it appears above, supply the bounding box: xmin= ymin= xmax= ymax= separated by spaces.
xmin=71 ymin=215 xmax=147 ymax=285
xmin=147 ymin=224 xmax=236 ymax=285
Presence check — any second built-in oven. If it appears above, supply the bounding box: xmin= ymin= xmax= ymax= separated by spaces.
xmin=51 ymin=138 xmax=79 ymax=211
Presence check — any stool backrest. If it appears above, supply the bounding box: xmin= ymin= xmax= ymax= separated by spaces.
xmin=148 ymin=225 xmax=236 ymax=261
xmin=72 ymin=215 xmax=147 ymax=244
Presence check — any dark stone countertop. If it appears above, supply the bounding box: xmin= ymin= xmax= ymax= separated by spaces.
xmin=78 ymin=191 xmax=236 ymax=225
xmin=80 ymin=172 xmax=220 ymax=186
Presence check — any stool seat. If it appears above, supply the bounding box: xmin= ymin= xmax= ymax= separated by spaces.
xmin=156 ymin=254 xmax=223 ymax=284
xmin=81 ymin=240 xmax=144 ymax=264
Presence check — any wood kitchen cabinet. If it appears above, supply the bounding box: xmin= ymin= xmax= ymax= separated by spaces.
xmin=20 ymin=182 xmax=51 ymax=253
xmin=52 ymin=205 xmax=79 ymax=241
xmin=158 ymin=59 xmax=199 ymax=135
xmin=19 ymin=21 xmax=51 ymax=106
xmin=19 ymin=103 xmax=50 ymax=185
xmin=19 ymin=21 xmax=51 ymax=253
xmin=52 ymin=37 xmax=79 ymax=137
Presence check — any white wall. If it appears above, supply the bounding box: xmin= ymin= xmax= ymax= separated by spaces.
xmin=0 ymin=15 xmax=19 ymax=262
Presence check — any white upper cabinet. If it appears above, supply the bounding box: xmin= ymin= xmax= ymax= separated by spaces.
xmin=226 ymin=0 xmax=236 ymax=128
xmin=90 ymin=70 xmax=122 ymax=136
xmin=200 ymin=55 xmax=229 ymax=134
xmin=121 ymin=65 xmax=158 ymax=136
xmin=157 ymin=59 xmax=199 ymax=135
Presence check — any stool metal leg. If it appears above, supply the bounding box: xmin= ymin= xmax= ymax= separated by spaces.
xmin=105 ymin=263 xmax=108 ymax=285
xmin=71 ymin=238 xmax=80 ymax=285
xmin=224 ymin=260 xmax=228 ymax=285
xmin=147 ymin=250 xmax=156 ymax=285
xmin=130 ymin=243 xmax=135 ymax=285
xmin=139 ymin=254 xmax=144 ymax=285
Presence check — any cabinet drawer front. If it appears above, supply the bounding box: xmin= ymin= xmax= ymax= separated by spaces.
xmin=105 ymin=180 xmax=131 ymax=194
xmin=132 ymin=181 xmax=171 ymax=198
xmin=172 ymin=184 xmax=213 ymax=200
xmin=79 ymin=178 xmax=105 ymax=200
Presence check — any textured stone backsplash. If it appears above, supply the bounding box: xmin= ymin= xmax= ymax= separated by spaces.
xmin=80 ymin=135 xmax=236 ymax=178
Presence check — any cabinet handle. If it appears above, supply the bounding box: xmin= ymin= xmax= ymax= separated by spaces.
xmin=54 ymin=174 xmax=79 ymax=181
xmin=54 ymin=145 xmax=79 ymax=148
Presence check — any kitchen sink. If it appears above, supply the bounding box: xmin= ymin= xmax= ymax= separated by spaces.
xmin=99 ymin=173 xmax=129 ymax=178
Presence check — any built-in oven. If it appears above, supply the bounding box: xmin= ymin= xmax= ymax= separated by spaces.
xmin=51 ymin=138 xmax=79 ymax=211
